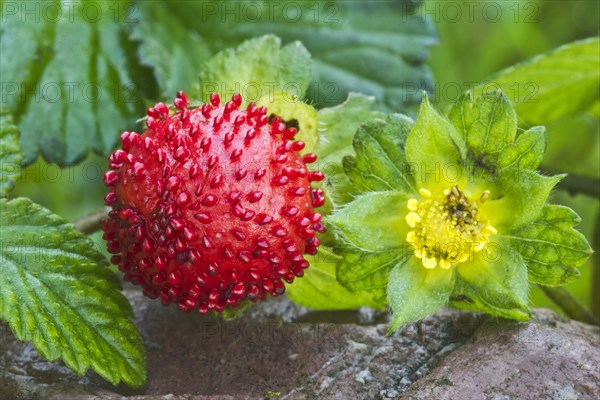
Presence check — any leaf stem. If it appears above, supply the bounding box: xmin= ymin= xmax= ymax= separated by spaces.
xmin=74 ymin=207 xmax=110 ymax=235
xmin=592 ymin=214 xmax=600 ymax=320
xmin=538 ymin=285 xmax=599 ymax=326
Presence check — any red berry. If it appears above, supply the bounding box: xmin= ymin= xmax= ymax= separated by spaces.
xmin=102 ymin=92 xmax=325 ymax=313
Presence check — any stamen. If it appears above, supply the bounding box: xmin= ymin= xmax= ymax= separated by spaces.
xmin=405 ymin=187 xmax=496 ymax=269
xmin=419 ymin=188 xmax=432 ymax=197
xmin=451 ymin=185 xmax=460 ymax=198
xmin=480 ymin=190 xmax=490 ymax=204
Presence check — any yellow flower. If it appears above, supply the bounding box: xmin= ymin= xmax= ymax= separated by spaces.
xmin=405 ymin=186 xmax=497 ymax=270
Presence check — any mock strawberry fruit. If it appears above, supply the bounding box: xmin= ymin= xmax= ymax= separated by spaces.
xmin=102 ymin=91 xmax=325 ymax=313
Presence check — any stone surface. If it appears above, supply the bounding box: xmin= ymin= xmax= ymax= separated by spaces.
xmin=404 ymin=309 xmax=600 ymax=400
xmin=1 ymin=286 xmax=598 ymax=400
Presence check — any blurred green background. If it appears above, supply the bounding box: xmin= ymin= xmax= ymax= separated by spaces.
xmin=11 ymin=0 xmax=600 ymax=315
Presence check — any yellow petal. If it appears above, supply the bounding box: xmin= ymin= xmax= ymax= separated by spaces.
xmin=423 ymin=257 xmax=437 ymax=269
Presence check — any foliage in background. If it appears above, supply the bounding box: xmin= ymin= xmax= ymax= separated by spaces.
xmin=474 ymin=38 xmax=599 ymax=125
xmin=136 ymin=0 xmax=437 ymax=110
xmin=2 ymin=0 xmax=436 ymax=167
xmin=0 ymin=1 xmax=149 ymax=165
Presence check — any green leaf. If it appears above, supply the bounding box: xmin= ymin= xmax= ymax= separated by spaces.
xmin=312 ymin=93 xmax=387 ymax=213
xmin=316 ymin=92 xmax=386 ymax=175
xmin=286 ymin=247 xmax=383 ymax=310
xmin=448 ymin=90 xmax=517 ymax=168
xmin=195 ymin=35 xmax=312 ymax=106
xmin=450 ymin=243 xmax=530 ymax=321
xmin=478 ymin=37 xmax=600 ymax=124
xmin=326 ymin=192 xmax=418 ymax=298
xmin=336 ymin=245 xmax=407 ymax=296
xmin=3 ymin=1 xmax=144 ymax=165
xmin=328 ymin=191 xmax=413 ymax=297
xmin=317 ymin=93 xmax=386 ymax=166
xmin=132 ymin=1 xmax=211 ymax=96
xmin=343 ymin=114 xmax=415 ymax=193
xmin=497 ymin=126 xmax=547 ymax=171
xmin=0 ymin=198 xmax=146 ymax=388
xmin=387 ymin=258 xmax=455 ymax=332
xmin=406 ymin=93 xmax=466 ymax=189
xmin=150 ymin=0 xmax=437 ymax=111
xmin=477 ymin=168 xmax=563 ymax=231
xmin=446 ymin=91 xmax=546 ymax=173
xmin=0 ymin=2 xmax=46 ymax=111
xmin=505 ymin=205 xmax=592 ymax=286
xmin=327 ymin=191 xmax=412 ymax=252
xmin=0 ymin=109 xmax=23 ymax=196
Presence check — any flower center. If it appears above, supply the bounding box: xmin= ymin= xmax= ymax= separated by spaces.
xmin=405 ymin=186 xmax=497 ymax=269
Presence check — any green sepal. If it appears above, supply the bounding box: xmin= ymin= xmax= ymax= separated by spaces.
xmin=336 ymin=245 xmax=408 ymax=295
xmin=475 ymin=168 xmax=563 ymax=231
xmin=406 ymin=92 xmax=467 ymax=190
xmin=327 ymin=191 xmax=413 ymax=297
xmin=450 ymin=243 xmax=530 ymax=321
xmin=0 ymin=109 xmax=24 ymax=196
xmin=256 ymin=91 xmax=318 ymax=153
xmin=449 ymin=90 xmax=517 ymax=170
xmin=220 ymin=300 xmax=255 ymax=319
xmin=343 ymin=114 xmax=415 ymax=194
xmin=327 ymin=191 xmax=412 ymax=252
xmin=387 ymin=257 xmax=456 ymax=333
xmin=286 ymin=247 xmax=384 ymax=310
xmin=505 ymin=205 xmax=592 ymax=286
xmin=497 ymin=126 xmax=547 ymax=171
